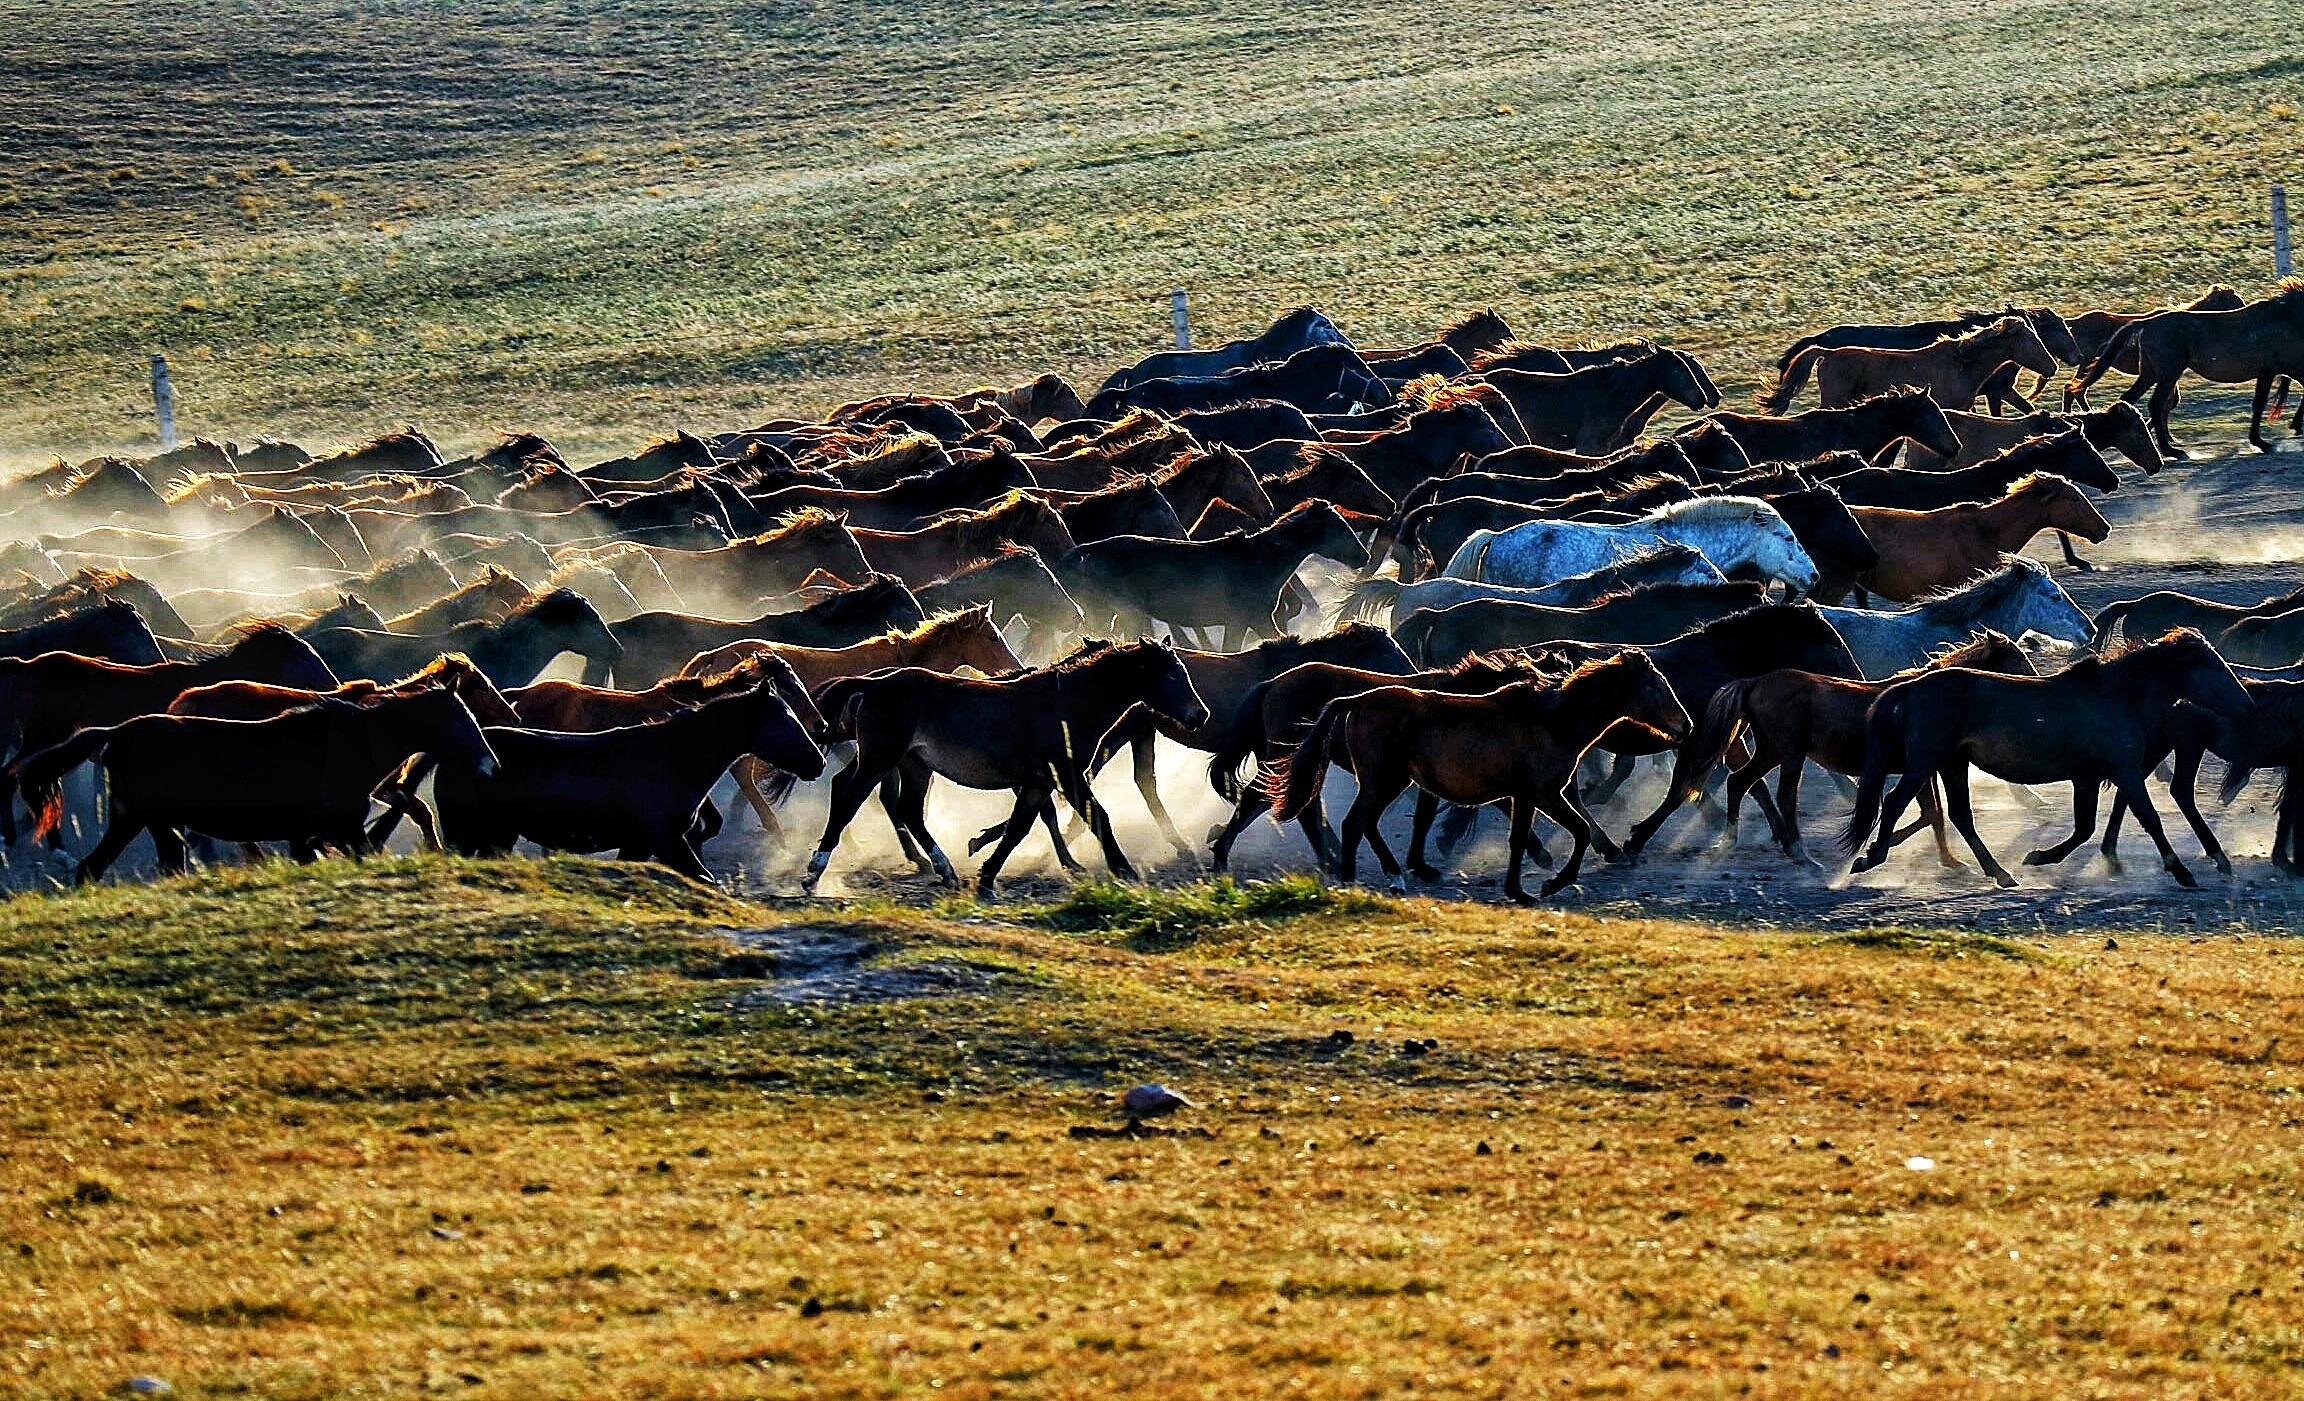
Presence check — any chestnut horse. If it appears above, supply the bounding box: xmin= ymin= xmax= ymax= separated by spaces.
xmin=1271 ymin=651 xmax=1691 ymax=900
xmin=1848 ymin=474 xmax=2108 ymax=602
xmin=1762 ymin=317 xmax=2061 ymax=413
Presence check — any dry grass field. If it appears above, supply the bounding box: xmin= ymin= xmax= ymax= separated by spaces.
xmin=4 ymin=0 xmax=2302 ymax=463
xmin=0 ymin=857 xmax=2300 ymax=1397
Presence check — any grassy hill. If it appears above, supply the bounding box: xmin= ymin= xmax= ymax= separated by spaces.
xmin=0 ymin=857 xmax=2299 ymax=1395
xmin=3 ymin=0 xmax=2300 ymax=464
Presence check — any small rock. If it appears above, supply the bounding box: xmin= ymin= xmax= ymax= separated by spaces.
xmin=1724 ymin=1095 xmax=1753 ymax=1109
xmin=1325 ymin=1029 xmax=1355 ymax=1047
xmin=119 ymin=1380 xmax=173 ymax=1398
xmin=800 ymin=1297 xmax=825 ymax=1318
xmin=430 ymin=1227 xmax=465 ymax=1241
xmin=1475 ymin=1141 xmax=1492 ymax=1156
xmin=2105 ymin=936 xmax=2119 ymax=950
xmin=1906 ymin=1156 xmax=1936 ymax=1172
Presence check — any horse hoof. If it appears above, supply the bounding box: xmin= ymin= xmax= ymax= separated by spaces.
xmin=1992 ymin=872 xmax=2019 ymax=889
xmin=2021 ymin=850 xmax=2055 ymax=866
xmin=2169 ymin=863 xmax=2198 ymax=888
xmin=1510 ymin=886 xmax=1543 ymax=905
xmin=1387 ymin=877 xmax=1407 ymax=895
xmin=1408 ymin=864 xmax=1441 ymax=883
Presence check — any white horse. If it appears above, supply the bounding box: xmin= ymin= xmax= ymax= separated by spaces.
xmin=1344 ymin=545 xmax=1723 ymax=629
xmin=1818 ymin=556 xmax=2090 ymax=678
xmin=1441 ymin=496 xmax=1820 ymax=596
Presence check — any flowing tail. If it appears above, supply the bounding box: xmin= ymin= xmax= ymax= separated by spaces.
xmin=1340 ymin=573 xmax=1402 ymax=625
xmin=2084 ymin=598 xmax=2132 ymax=652
xmin=2067 ymin=320 xmax=2146 ymax=402
xmin=1677 ymin=679 xmax=1756 ymax=803
xmin=1755 ymin=345 xmax=1824 ymax=413
xmin=1269 ymin=697 xmax=1352 ymax=824
xmin=1840 ymin=689 xmax=1909 ymax=854
xmin=1207 ymin=678 xmax=1276 ymax=803
xmin=10 ymin=727 xmax=116 ymax=843
xmin=809 ymin=676 xmax=878 ymax=744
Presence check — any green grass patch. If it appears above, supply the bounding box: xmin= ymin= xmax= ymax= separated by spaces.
xmin=1026 ymin=875 xmax=1386 ymax=950
xmin=1815 ymin=924 xmax=2039 ymax=961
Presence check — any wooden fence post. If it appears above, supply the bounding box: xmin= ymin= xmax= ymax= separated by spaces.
xmin=150 ymin=354 xmax=177 ymax=451
xmin=1171 ymin=288 xmax=1190 ymax=350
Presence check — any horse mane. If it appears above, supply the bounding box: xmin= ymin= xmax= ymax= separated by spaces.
xmin=1435 ymin=306 xmax=1509 ymax=338
xmin=504 ymin=587 xmax=593 ymax=624
xmin=310 ymin=426 xmax=442 ymax=467
xmin=892 ymin=603 xmax=996 ymax=643
xmin=1906 ymin=557 xmax=2041 ymax=624
xmin=1466 ymin=338 xmax=1558 ymax=370
xmin=1041 ymin=636 xmax=1130 ymax=676
xmin=741 ymin=507 xmax=847 ymax=548
xmin=1922 ymin=628 xmax=2020 ymax=668
xmin=1646 ymin=494 xmax=1775 ymax=525
xmin=1585 ymin=578 xmax=1760 ymax=608
xmin=2002 ymin=471 xmax=2076 ymax=499
xmin=224 ymin=619 xmax=300 ymax=645
xmin=1447 ymin=648 xmax=1559 ymax=680
xmin=2269 ymin=277 xmax=2304 ymax=302
xmin=1829 ymin=386 xmax=1934 ymax=411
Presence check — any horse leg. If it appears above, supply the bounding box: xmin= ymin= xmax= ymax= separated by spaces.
xmin=1077 ymin=789 xmax=1139 ymax=883
xmin=1357 ymin=786 xmax=1411 ymax=893
xmin=1910 ymin=778 xmax=1964 ymax=868
xmin=1128 ymin=731 xmax=1197 ymax=865
xmin=1771 ymin=758 xmax=1817 ymax=863
xmin=974 ymin=788 xmax=1052 ymax=899
xmin=148 ymin=824 xmax=193 ymax=877
xmin=2146 ymin=374 xmax=2185 ymax=459
xmin=2057 ymin=532 xmax=2094 ymax=572
xmin=1582 ymin=751 xmax=1638 ymax=805
xmin=1405 ymin=789 xmax=1443 ymax=882
xmin=890 ymin=758 xmax=956 ymax=884
xmin=2023 ymin=780 xmax=2100 ymax=867
xmin=802 ymin=753 xmax=895 ymax=893
xmin=73 ymin=799 xmax=143 ymax=885
xmin=364 ymin=755 xmax=436 ymax=850
xmin=1533 ymin=789 xmax=1592 ymax=900
xmin=2108 ymin=767 xmax=2195 ymax=886
xmin=727 ymin=756 xmax=787 ymax=841
xmin=1208 ymin=781 xmax=1267 ymax=874
xmin=2249 ymin=373 xmax=2277 ymax=454
xmin=1718 ymin=756 xmax=1769 ymax=853
xmin=1937 ymin=765 xmax=2017 ymax=887
xmin=872 ymin=773 xmax=936 ymax=873
xmin=2167 ymin=746 xmax=2228 ymax=876
xmin=1851 ymin=767 xmax=1935 ymax=875
xmin=1433 ymin=802 xmax=1481 ymax=861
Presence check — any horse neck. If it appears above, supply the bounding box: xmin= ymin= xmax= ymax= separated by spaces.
xmin=1979 ymin=486 xmax=2057 ymax=541
xmin=1549 ymin=668 xmax=1647 ymax=746
xmin=475 ymin=615 xmax=578 ymax=685
xmin=659 ymin=689 xmax=781 ymax=784
xmin=1049 ymin=653 xmax=1162 ymax=735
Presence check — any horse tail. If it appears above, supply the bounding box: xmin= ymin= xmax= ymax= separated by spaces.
xmin=2219 ymin=760 xmax=2258 ymax=808
xmin=1773 ymin=331 xmax=1823 ymax=379
xmin=1270 ymin=697 xmax=1350 ymax=824
xmin=810 ymin=676 xmax=876 ymax=743
xmin=1679 ymin=679 xmax=1755 ymax=803
xmin=1341 ymin=573 xmax=1401 ymax=625
xmin=2085 ymin=598 xmax=2132 ymax=652
xmin=11 ymin=726 xmax=116 ymax=844
xmin=1393 ymin=609 xmax=1440 ymax=668
xmin=1841 ymin=689 xmax=1908 ymax=854
xmin=2069 ymin=319 xmax=2145 ymax=400
xmin=1755 ymin=347 xmax=1821 ymax=413
xmin=1207 ymin=679 xmax=1274 ymax=803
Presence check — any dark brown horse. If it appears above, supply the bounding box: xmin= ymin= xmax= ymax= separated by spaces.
xmin=802 ymin=639 xmax=1208 ymax=896
xmin=1399 ymin=580 xmax=1768 ymax=667
xmin=308 ymin=588 xmax=622 ymax=687
xmin=9 ymin=685 xmax=497 ymax=881
xmin=1845 ymin=630 xmax=2252 ymax=887
xmin=1699 ymin=389 xmax=1964 ymax=467
xmin=639 ymin=508 xmax=873 ymax=607
xmin=2061 ymin=286 xmax=2246 ymax=410
xmin=1058 ymin=501 xmax=1368 ymax=643
xmin=852 ymin=493 xmax=1076 ymax=587
xmin=1480 ymin=356 xmax=1711 ymax=455
xmin=1272 ymin=651 xmax=1691 ymax=900
xmin=604 ymin=574 xmax=925 ymax=688
xmin=2067 ymin=283 xmax=2304 ymax=455
xmin=2087 ymin=584 xmax=2304 ymax=652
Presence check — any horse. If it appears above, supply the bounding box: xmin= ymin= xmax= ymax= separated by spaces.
xmin=1391 ymin=479 xmax=1699 ymax=580
xmin=1698 ymin=388 xmax=1965 ymax=467
xmin=1399 ymin=580 xmax=1768 ymax=668
xmin=1765 ymin=317 xmax=2066 ymax=415
xmin=852 ymin=492 xmax=1076 ymax=587
xmin=603 ymin=575 xmax=925 ymax=688
xmin=1816 ymin=556 xmax=2090 ymax=677
xmin=2088 ymin=584 xmax=2304 ymax=652
xmin=1846 ymin=474 xmax=2108 ymax=603
xmin=384 ymin=566 xmax=532 ymax=633
xmin=1154 ymin=446 xmax=1277 ymax=528
xmin=1683 ymin=630 xmax=2042 ymax=866
xmin=2212 ymin=606 xmax=2304 ymax=669
xmin=747 ymin=448 xmax=1035 ymax=530
xmin=1908 ymin=403 xmax=2162 ymax=476
xmin=2092 ymin=679 xmax=2304 ymax=877
xmin=1089 ymin=344 xmax=1388 ymax=420
xmin=1360 ymin=307 xmax=1517 ymax=365
xmin=1059 ymin=501 xmax=1369 ymax=643
xmin=1259 ymin=453 xmax=1397 ymax=519
xmin=435 ymin=675 xmax=824 ymax=882
xmin=2066 ymin=283 xmax=2304 ymax=455
xmin=1763 ymin=310 xmax=2077 ymax=411
xmin=578 ymin=430 xmax=720 ymax=486
xmin=1038 ymin=476 xmax=1188 ymax=544
xmin=2061 ymin=286 xmax=2247 ymax=410
xmin=1479 ymin=355 xmax=1712 ymax=455
xmin=307 ymin=588 xmax=622 ymax=687
xmin=1288 ymin=400 xmax=1516 ymax=501
xmin=1845 ymin=629 xmax=2253 ymax=887
xmin=1097 ymin=307 xmax=1353 ymax=394
xmin=6 ymin=685 xmax=499 ymax=883
xmin=1444 ymin=496 xmax=1818 ymax=597
xmin=1343 ymin=544 xmax=1722 ymax=631
xmin=1271 ymin=652 xmax=1691 ymax=901
xmin=0 ymin=568 xmax=195 ymax=641
xmin=801 ymin=639 xmax=1209 ymax=896
xmin=1828 ymin=431 xmax=2120 ymax=571
xmin=914 ymin=547 xmax=1084 ymax=644
xmin=0 ymin=599 xmax=164 ymax=666
xmin=1747 ymin=483 xmax=1878 ymax=603
xmin=1601 ymin=603 xmax=1866 ymax=858
xmin=292 ymin=427 xmax=447 ymax=483
xmin=963 ymin=622 xmax=1415 ymax=869
xmin=638 ymin=508 xmax=872 ymax=608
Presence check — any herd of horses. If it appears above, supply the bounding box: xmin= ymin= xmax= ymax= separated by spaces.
xmin=4 ymin=278 xmax=2304 ymax=900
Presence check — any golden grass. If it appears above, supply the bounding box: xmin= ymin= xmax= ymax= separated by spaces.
xmin=1 ymin=858 xmax=2301 ymax=1396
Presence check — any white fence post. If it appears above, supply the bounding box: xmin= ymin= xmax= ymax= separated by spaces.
xmin=150 ymin=354 xmax=176 ymax=451
xmin=1171 ymin=287 xmax=1190 ymax=350
xmin=2275 ymin=186 xmax=2293 ymax=279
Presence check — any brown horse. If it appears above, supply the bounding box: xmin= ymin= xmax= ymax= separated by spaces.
xmin=638 ymin=508 xmax=872 ymax=607
xmin=1762 ymin=317 xmax=2061 ymax=413
xmin=852 ymin=492 xmax=1076 ymax=587
xmin=1480 ymin=356 xmax=1712 ymax=456
xmin=1700 ymin=388 xmax=1965 ymax=467
xmin=0 ymin=623 xmax=338 ymax=843
xmin=9 ymin=685 xmax=498 ymax=882
xmin=1846 ymin=630 xmax=2253 ymax=887
xmin=2061 ymin=285 xmax=2246 ymax=410
xmin=1154 ymin=446 xmax=1276 ymax=528
xmin=1679 ymin=630 xmax=2038 ymax=866
xmin=2067 ymin=282 xmax=2304 ymax=455
xmin=1909 ymin=402 xmax=2163 ymax=475
xmin=802 ymin=639 xmax=1208 ymax=896
xmin=1848 ymin=474 xmax=2108 ymax=602
xmin=384 ymin=565 xmax=532 ymax=633
xmin=1035 ymin=476 xmax=1187 ymax=544
xmin=1260 ymin=452 xmax=1397 ymax=518
xmin=433 ymin=675 xmax=824 ymax=882
xmin=1271 ymin=651 xmax=1691 ymax=901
